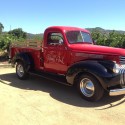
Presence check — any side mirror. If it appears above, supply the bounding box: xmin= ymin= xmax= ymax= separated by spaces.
xmin=59 ymin=39 xmax=63 ymax=45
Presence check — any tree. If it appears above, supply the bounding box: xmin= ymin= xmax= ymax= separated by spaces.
xmin=8 ymin=28 xmax=27 ymax=39
xmin=0 ymin=22 xmax=4 ymax=33
xmin=91 ymin=29 xmax=125 ymax=48
xmin=0 ymin=33 xmax=15 ymax=50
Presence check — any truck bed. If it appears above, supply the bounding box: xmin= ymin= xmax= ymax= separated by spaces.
xmin=10 ymin=40 xmax=43 ymax=70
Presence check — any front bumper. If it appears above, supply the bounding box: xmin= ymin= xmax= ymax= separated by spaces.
xmin=109 ymin=88 xmax=125 ymax=96
xmin=109 ymin=64 xmax=125 ymax=96
xmin=104 ymin=67 xmax=125 ymax=96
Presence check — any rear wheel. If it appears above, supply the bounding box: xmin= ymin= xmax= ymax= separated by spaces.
xmin=16 ymin=61 xmax=28 ymax=80
xmin=77 ymin=74 xmax=104 ymax=102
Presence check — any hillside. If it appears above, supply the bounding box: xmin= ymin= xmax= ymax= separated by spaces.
xmin=86 ymin=27 xmax=125 ymax=34
xmin=26 ymin=33 xmax=43 ymax=39
xmin=26 ymin=27 xmax=125 ymax=39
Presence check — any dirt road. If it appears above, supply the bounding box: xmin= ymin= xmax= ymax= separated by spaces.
xmin=0 ymin=67 xmax=125 ymax=125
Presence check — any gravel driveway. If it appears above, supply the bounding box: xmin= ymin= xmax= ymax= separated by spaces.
xmin=0 ymin=67 xmax=125 ymax=125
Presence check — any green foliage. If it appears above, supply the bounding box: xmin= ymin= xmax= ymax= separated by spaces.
xmin=8 ymin=28 xmax=27 ymax=39
xmin=0 ymin=22 xmax=4 ymax=34
xmin=0 ymin=24 xmax=27 ymax=51
xmin=91 ymin=29 xmax=125 ymax=48
xmin=0 ymin=33 xmax=15 ymax=51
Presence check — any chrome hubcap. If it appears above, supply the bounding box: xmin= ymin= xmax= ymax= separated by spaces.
xmin=17 ymin=64 xmax=24 ymax=77
xmin=80 ymin=78 xmax=95 ymax=97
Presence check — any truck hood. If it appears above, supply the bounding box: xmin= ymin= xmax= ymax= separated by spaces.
xmin=69 ymin=44 xmax=125 ymax=56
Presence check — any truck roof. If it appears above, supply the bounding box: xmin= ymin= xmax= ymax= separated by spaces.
xmin=45 ymin=26 xmax=89 ymax=33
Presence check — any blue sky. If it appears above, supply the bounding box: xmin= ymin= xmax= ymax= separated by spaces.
xmin=0 ymin=0 xmax=125 ymax=34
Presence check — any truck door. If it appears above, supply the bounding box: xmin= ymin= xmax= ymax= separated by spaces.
xmin=44 ymin=32 xmax=68 ymax=74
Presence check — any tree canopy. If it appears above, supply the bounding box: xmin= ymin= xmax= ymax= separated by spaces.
xmin=91 ymin=29 xmax=125 ymax=48
xmin=8 ymin=28 xmax=27 ymax=39
xmin=0 ymin=22 xmax=4 ymax=33
xmin=0 ymin=23 xmax=27 ymax=51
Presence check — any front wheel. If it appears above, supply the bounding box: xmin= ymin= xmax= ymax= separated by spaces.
xmin=16 ymin=61 xmax=28 ymax=80
xmin=77 ymin=74 xmax=104 ymax=102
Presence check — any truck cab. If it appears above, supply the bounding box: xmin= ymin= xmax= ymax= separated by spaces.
xmin=10 ymin=26 xmax=125 ymax=102
xmin=41 ymin=26 xmax=94 ymax=73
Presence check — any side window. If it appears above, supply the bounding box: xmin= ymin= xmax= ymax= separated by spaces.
xmin=47 ymin=33 xmax=64 ymax=45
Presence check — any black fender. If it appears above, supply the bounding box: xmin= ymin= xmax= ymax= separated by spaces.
xmin=66 ymin=60 xmax=118 ymax=90
xmin=12 ymin=52 xmax=34 ymax=71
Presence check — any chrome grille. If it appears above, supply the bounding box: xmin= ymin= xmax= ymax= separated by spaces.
xmin=120 ymin=56 xmax=125 ymax=65
xmin=119 ymin=65 xmax=125 ymax=87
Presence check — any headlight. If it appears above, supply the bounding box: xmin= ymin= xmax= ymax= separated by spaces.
xmin=113 ymin=63 xmax=120 ymax=73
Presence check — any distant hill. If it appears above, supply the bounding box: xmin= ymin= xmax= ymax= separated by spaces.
xmin=26 ymin=33 xmax=43 ymax=39
xmin=3 ymin=27 xmax=125 ymax=38
xmin=86 ymin=27 xmax=125 ymax=34
xmin=26 ymin=27 xmax=125 ymax=39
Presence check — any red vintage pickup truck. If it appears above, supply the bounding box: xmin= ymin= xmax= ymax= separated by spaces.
xmin=10 ymin=26 xmax=125 ymax=101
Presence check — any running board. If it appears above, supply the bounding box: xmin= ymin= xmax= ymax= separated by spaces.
xmin=28 ymin=71 xmax=72 ymax=86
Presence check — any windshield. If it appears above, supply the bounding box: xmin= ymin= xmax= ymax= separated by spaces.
xmin=66 ymin=31 xmax=93 ymax=44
